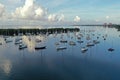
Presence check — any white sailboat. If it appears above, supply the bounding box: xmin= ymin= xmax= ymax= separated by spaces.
xmin=5 ymin=37 xmax=13 ymax=43
xmin=19 ymin=43 xmax=27 ymax=49
xmin=81 ymin=47 xmax=88 ymax=53
xmin=56 ymin=46 xmax=67 ymax=51
xmin=69 ymin=41 xmax=76 ymax=46
xmin=35 ymin=43 xmax=46 ymax=50
xmin=86 ymin=41 xmax=94 ymax=47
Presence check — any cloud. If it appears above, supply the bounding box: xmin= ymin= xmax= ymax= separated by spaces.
xmin=48 ymin=14 xmax=58 ymax=22
xmin=0 ymin=3 xmax=5 ymax=18
xmin=58 ymin=14 xmax=64 ymax=21
xmin=106 ymin=16 xmax=110 ymax=19
xmin=48 ymin=14 xmax=64 ymax=22
xmin=12 ymin=0 xmax=47 ymax=20
xmin=74 ymin=16 xmax=80 ymax=22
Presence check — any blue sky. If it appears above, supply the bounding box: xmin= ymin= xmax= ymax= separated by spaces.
xmin=0 ymin=0 xmax=120 ymax=24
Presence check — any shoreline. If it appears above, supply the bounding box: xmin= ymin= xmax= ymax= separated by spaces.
xmin=0 ymin=28 xmax=80 ymax=36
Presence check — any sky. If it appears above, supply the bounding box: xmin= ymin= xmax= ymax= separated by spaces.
xmin=0 ymin=0 xmax=120 ymax=25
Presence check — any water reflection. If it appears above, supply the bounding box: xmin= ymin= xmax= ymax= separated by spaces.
xmin=0 ymin=60 xmax=12 ymax=75
xmin=21 ymin=35 xmax=46 ymax=52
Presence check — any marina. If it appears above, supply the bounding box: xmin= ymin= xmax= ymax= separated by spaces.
xmin=0 ymin=25 xmax=120 ymax=80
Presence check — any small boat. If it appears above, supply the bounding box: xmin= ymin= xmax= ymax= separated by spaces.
xmin=19 ymin=44 xmax=27 ymax=49
xmin=15 ymin=37 xmax=22 ymax=42
xmin=5 ymin=39 xmax=13 ymax=43
xmin=69 ymin=41 xmax=76 ymax=45
xmin=77 ymin=36 xmax=81 ymax=39
xmin=77 ymin=40 xmax=84 ymax=43
xmin=60 ymin=40 xmax=67 ymax=43
xmin=86 ymin=42 xmax=94 ymax=47
xmin=86 ymin=36 xmax=91 ymax=40
xmin=97 ymin=37 xmax=99 ymax=39
xmin=93 ymin=40 xmax=100 ymax=44
xmin=56 ymin=46 xmax=67 ymax=50
xmin=15 ymin=40 xmax=22 ymax=45
xmin=104 ymin=38 xmax=106 ymax=40
xmin=108 ymin=48 xmax=114 ymax=52
xmin=35 ymin=46 xmax=46 ymax=50
xmin=81 ymin=47 xmax=88 ymax=52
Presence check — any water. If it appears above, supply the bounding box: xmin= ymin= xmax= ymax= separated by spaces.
xmin=0 ymin=26 xmax=120 ymax=80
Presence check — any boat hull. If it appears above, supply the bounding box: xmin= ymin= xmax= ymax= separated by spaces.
xmin=35 ymin=46 xmax=46 ymax=50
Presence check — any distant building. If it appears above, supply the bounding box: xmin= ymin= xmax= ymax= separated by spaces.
xmin=103 ymin=23 xmax=112 ymax=27
xmin=104 ymin=23 xmax=107 ymax=27
xmin=108 ymin=23 xmax=112 ymax=27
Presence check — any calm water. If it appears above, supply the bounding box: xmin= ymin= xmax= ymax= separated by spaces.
xmin=0 ymin=26 xmax=120 ymax=80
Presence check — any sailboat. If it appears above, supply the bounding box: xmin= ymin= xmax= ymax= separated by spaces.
xmin=35 ymin=45 xmax=46 ymax=50
xmin=93 ymin=40 xmax=100 ymax=44
xmin=81 ymin=47 xmax=88 ymax=53
xmin=86 ymin=41 xmax=94 ymax=47
xmin=35 ymin=36 xmax=46 ymax=50
xmin=56 ymin=46 xmax=67 ymax=51
xmin=60 ymin=39 xmax=67 ymax=43
xmin=15 ymin=40 xmax=22 ymax=45
xmin=5 ymin=37 xmax=13 ymax=43
xmin=15 ymin=36 xmax=22 ymax=45
xmin=19 ymin=43 xmax=27 ymax=49
xmin=69 ymin=41 xmax=76 ymax=46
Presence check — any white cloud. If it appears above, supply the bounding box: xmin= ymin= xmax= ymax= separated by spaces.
xmin=106 ymin=16 xmax=110 ymax=19
xmin=48 ymin=14 xmax=65 ymax=22
xmin=58 ymin=14 xmax=64 ymax=21
xmin=74 ymin=16 xmax=80 ymax=22
xmin=48 ymin=14 xmax=58 ymax=22
xmin=0 ymin=3 xmax=5 ymax=17
xmin=12 ymin=0 xmax=47 ymax=20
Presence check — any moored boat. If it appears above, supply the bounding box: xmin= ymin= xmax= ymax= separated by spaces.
xmin=19 ymin=44 xmax=27 ymax=49
xmin=69 ymin=41 xmax=76 ymax=45
xmin=86 ymin=42 xmax=94 ymax=47
xmin=35 ymin=46 xmax=46 ymax=50
xmin=56 ymin=46 xmax=67 ymax=50
xmin=81 ymin=47 xmax=88 ymax=52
